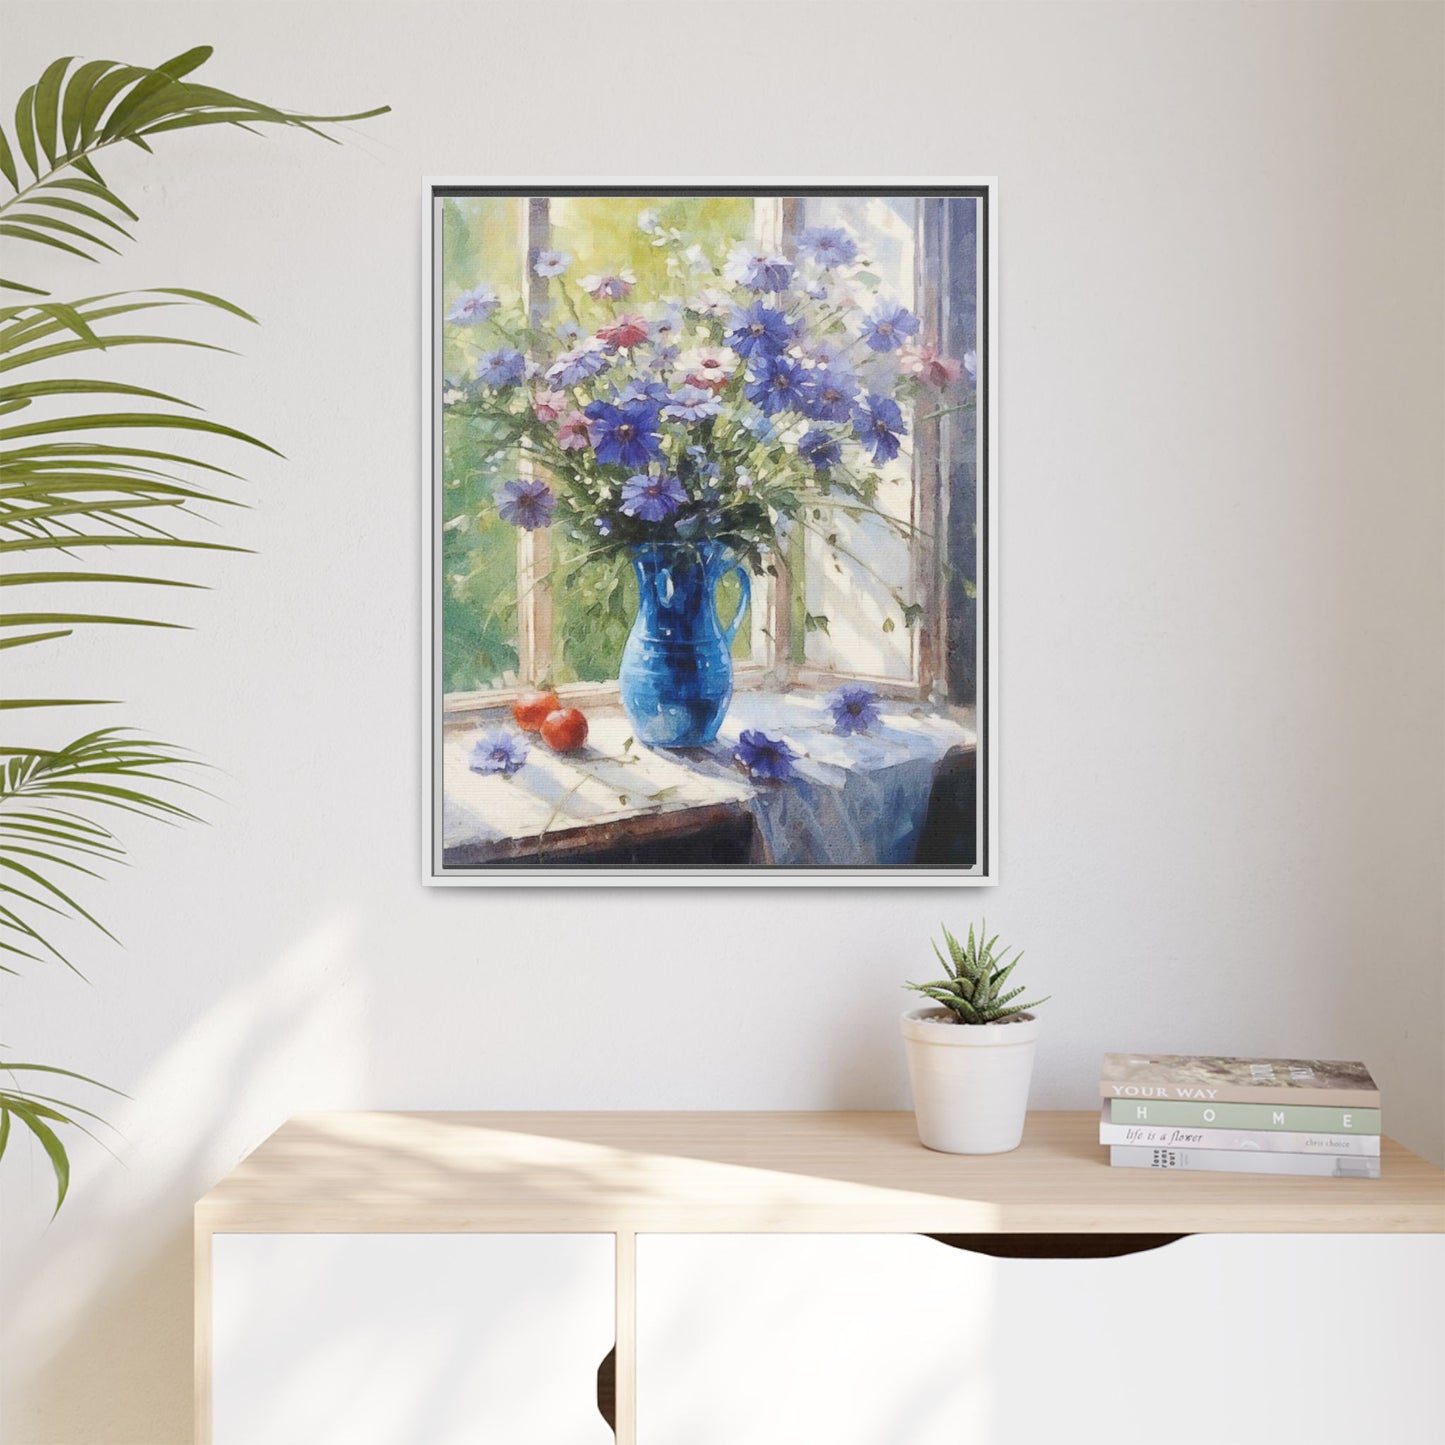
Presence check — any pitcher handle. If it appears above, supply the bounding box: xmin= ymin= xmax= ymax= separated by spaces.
xmin=718 ymin=563 xmax=751 ymax=647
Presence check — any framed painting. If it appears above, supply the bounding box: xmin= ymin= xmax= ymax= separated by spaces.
xmin=422 ymin=180 xmax=996 ymax=885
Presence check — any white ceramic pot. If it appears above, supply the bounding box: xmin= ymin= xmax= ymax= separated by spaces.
xmin=900 ymin=1007 xmax=1041 ymax=1154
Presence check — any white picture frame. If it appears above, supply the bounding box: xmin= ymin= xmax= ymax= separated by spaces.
xmin=421 ymin=179 xmax=998 ymax=886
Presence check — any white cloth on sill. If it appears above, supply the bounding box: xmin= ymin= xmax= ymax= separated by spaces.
xmin=691 ymin=692 xmax=973 ymax=867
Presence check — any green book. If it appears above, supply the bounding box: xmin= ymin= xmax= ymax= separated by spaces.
xmin=1108 ymin=1098 xmax=1380 ymax=1133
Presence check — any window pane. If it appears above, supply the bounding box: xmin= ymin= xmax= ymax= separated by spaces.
xmin=796 ymin=196 xmax=919 ymax=681
xmin=547 ymin=197 xmax=756 ymax=682
xmin=441 ymin=199 xmax=522 ymax=693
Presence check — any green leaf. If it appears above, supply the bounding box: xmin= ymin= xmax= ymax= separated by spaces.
xmin=6 ymin=1101 xmax=70 ymax=1213
xmin=60 ymin=60 xmax=117 ymax=154
xmin=48 ymin=176 xmax=139 ymax=221
xmin=0 ymin=376 xmax=193 ymax=407
xmin=0 ymin=630 xmax=73 ymax=651
xmin=0 ymin=224 xmax=92 ymax=260
xmin=33 ymin=56 xmax=74 ymax=169
xmin=0 ymin=410 xmax=283 ymax=455
xmin=0 ymin=697 xmax=117 ymax=709
xmin=0 ymin=333 xmax=236 ymax=377
xmin=0 ymin=611 xmax=185 ymax=632
xmin=0 ymin=570 xmax=206 ymax=590
xmin=13 ymin=86 xmax=40 ymax=179
xmin=4 ymin=210 xmax=119 ymax=253
xmin=155 ymin=45 xmax=214 ymax=80
xmin=78 ymin=65 xmax=149 ymax=148
xmin=0 ymin=123 xmax=20 ymax=190
xmin=27 ymin=194 xmax=135 ymax=239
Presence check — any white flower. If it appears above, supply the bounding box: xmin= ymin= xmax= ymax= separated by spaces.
xmin=686 ymin=287 xmax=732 ymax=317
xmin=678 ymin=345 xmax=738 ymax=391
xmin=666 ymin=243 xmax=710 ymax=278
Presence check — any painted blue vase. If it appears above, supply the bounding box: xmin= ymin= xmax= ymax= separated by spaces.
xmin=619 ymin=541 xmax=751 ymax=748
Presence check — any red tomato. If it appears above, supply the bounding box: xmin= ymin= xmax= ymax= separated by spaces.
xmin=541 ymin=707 xmax=589 ymax=752
xmin=512 ymin=689 xmax=560 ymax=732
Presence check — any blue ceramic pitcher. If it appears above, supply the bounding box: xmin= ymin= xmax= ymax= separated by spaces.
xmin=619 ymin=541 xmax=750 ymax=747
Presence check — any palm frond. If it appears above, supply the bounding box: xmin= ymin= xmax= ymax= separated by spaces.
xmin=1 ymin=48 xmax=388 ymax=294
xmin=0 ymin=46 xmax=385 ymax=1214
xmin=0 ymin=1059 xmax=126 ymax=1213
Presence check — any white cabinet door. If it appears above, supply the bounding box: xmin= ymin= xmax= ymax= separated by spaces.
xmin=212 ymin=1233 xmax=614 ymax=1445
xmin=636 ymin=1233 xmax=1445 ymax=1445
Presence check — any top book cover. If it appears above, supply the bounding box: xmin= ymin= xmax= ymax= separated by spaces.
xmin=1099 ymin=1054 xmax=1379 ymax=1107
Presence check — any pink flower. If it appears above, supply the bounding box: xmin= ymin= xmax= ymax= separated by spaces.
xmin=533 ymin=389 xmax=568 ymax=423
xmin=597 ymin=314 xmax=650 ymax=350
xmin=556 ymin=411 xmax=594 ymax=451
xmin=901 ymin=342 xmax=964 ymax=389
xmin=580 ymin=269 xmax=636 ymax=300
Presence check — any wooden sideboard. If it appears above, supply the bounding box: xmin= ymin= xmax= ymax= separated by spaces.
xmin=195 ymin=1110 xmax=1445 ymax=1444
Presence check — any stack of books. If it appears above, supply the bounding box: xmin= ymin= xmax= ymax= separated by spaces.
xmin=1099 ymin=1053 xmax=1381 ymax=1178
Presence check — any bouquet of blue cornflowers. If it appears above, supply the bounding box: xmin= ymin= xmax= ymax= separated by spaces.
xmin=443 ymin=214 xmax=971 ymax=610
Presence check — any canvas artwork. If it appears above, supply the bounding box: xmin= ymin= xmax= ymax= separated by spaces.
xmin=423 ymin=183 xmax=994 ymax=884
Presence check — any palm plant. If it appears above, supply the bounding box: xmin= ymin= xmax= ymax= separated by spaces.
xmin=0 ymin=46 xmax=386 ymax=1210
xmin=906 ymin=922 xmax=1049 ymax=1025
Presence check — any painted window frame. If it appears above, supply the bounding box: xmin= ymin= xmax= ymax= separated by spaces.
xmin=436 ymin=190 xmax=975 ymax=718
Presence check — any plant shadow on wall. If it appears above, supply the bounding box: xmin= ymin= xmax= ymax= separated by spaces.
xmin=0 ymin=48 xmax=386 ymax=1210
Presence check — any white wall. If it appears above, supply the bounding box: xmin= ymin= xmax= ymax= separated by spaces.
xmin=2 ymin=2 xmax=1441 ymax=1441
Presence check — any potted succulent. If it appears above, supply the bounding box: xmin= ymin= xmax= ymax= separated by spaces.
xmin=901 ymin=924 xmax=1050 ymax=1154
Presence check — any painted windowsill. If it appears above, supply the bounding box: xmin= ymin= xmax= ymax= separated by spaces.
xmin=441 ymin=689 xmax=975 ymax=867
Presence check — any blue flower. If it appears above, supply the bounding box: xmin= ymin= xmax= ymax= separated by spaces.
xmin=475 ymin=348 xmax=526 ymax=387
xmin=650 ymin=343 xmax=682 ymax=371
xmin=532 ymin=249 xmax=571 ymax=278
xmin=745 ymin=354 xmax=804 ymax=415
xmin=726 ymin=302 xmax=794 ymax=360
xmin=586 ymin=400 xmax=664 ymax=469
xmin=649 ymin=308 xmax=685 ymax=345
xmin=852 ymin=393 xmax=907 ymax=463
xmin=797 ymin=227 xmax=858 ymax=268
xmin=546 ymin=343 xmax=611 ymax=387
xmin=469 ymin=729 xmax=529 ymax=777
xmin=447 ymin=285 xmax=499 ymax=325
xmin=725 ymin=246 xmax=794 ymax=292
xmin=613 ymin=378 xmax=671 ymax=407
xmin=860 ymin=304 xmax=921 ymax=352
xmin=663 ymin=385 xmax=721 ymax=423
xmin=741 ymin=413 xmax=782 ymax=445
xmin=828 ymin=684 xmax=882 ymax=736
xmin=556 ymin=319 xmax=584 ymax=345
xmin=734 ymin=729 xmax=799 ymax=782
xmin=798 ymin=429 xmax=843 ymax=471
xmin=799 ymin=364 xmax=859 ymax=422
xmin=495 ymin=477 xmax=556 ymax=530
xmin=620 ymin=472 xmax=687 ymax=522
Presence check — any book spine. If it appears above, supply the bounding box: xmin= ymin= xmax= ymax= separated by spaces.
xmin=1100 ymin=1082 xmax=1380 ymax=1108
xmin=1099 ymin=1121 xmax=1380 ymax=1156
xmin=1108 ymin=1099 xmax=1380 ymax=1133
xmin=1110 ymin=1146 xmax=1380 ymax=1179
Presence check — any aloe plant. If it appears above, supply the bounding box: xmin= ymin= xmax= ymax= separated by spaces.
xmin=906 ymin=922 xmax=1049 ymax=1024
xmin=0 ymin=46 xmax=386 ymax=1210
